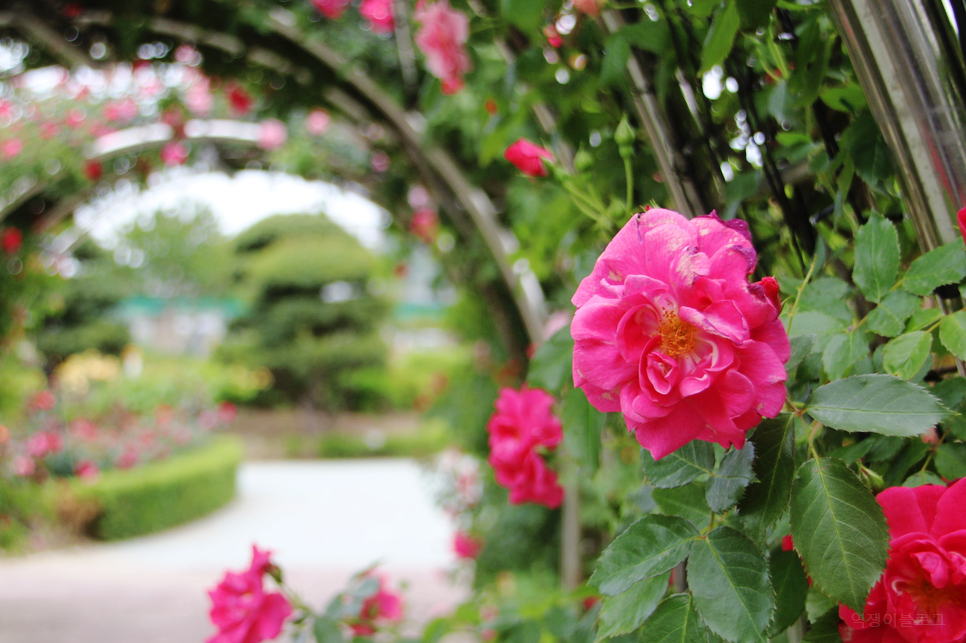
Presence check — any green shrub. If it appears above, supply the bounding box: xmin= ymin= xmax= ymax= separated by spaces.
xmin=0 ymin=478 xmax=56 ymax=552
xmin=71 ymin=435 xmax=243 ymax=541
xmin=316 ymin=421 xmax=449 ymax=459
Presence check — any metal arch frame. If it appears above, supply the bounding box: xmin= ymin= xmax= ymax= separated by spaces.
xmin=0 ymin=2 xmax=549 ymax=353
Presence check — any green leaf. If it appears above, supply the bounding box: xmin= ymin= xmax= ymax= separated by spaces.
xmin=500 ymin=0 xmax=545 ymax=32
xmin=804 ymin=586 xmax=837 ymax=622
xmin=803 ymin=610 xmax=844 ymax=643
xmin=527 ymin=325 xmax=574 ymax=392
xmin=800 ymin=278 xmax=853 ymax=324
xmin=786 ymin=335 xmax=815 ymax=375
xmin=736 ymin=0 xmax=776 ymax=28
xmin=839 ymin=111 xmax=894 ymax=184
xmin=931 ymin=376 xmax=966 ymax=409
xmin=906 ymin=307 xmax=943 ymax=332
xmin=562 ymin=386 xmax=604 ymax=475
xmin=638 ymin=595 xmax=708 ymax=643
xmin=788 ymin=311 xmax=845 ymax=337
xmin=903 ymin=241 xmax=966 ymax=296
xmin=590 ymin=515 xmax=698 ymax=596
xmin=882 ymin=331 xmax=932 ymax=380
xmin=652 ymin=483 xmax=713 ymax=527
xmin=700 ymin=2 xmax=740 ymax=73
xmin=865 ymin=291 xmax=922 ymax=337
xmin=596 ymin=572 xmax=671 ymax=641
xmin=314 ymin=616 xmax=346 ymax=643
xmin=705 ymin=442 xmax=756 ymax=513
xmin=620 ymin=22 xmax=669 ymax=55
xmin=767 ymin=549 xmax=809 ymax=636
xmin=641 ymin=442 xmax=715 ymax=489
xmin=822 ymin=331 xmax=868 ymax=380
xmin=740 ymin=414 xmax=795 ymax=531
xmin=903 ymin=470 xmax=945 ymax=487
xmin=820 ymin=84 xmax=868 ymax=113
xmin=601 ymin=34 xmax=630 ymax=87
xmin=506 ymin=621 xmax=541 ymax=643
xmin=790 ymin=458 xmax=889 ymax=613
xmin=853 ymin=213 xmax=899 ymax=303
xmin=935 ymin=443 xmax=966 ymax=479
xmin=806 ymin=374 xmax=951 ymax=436
xmin=689 ymin=527 xmax=774 ymax=643
xmin=940 ymin=311 xmax=966 ymax=361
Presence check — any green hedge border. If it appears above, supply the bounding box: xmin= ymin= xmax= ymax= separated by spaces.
xmin=71 ymin=435 xmax=244 ymax=541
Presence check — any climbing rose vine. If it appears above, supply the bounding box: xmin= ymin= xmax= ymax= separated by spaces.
xmin=839 ymin=479 xmax=966 ymax=643
xmin=486 ymin=386 xmax=564 ymax=508
xmin=571 ymin=209 xmax=789 ymax=459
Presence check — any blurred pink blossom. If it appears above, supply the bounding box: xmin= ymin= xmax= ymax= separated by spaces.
xmin=13 ymin=456 xmax=35 ymax=477
xmin=311 ymin=0 xmax=351 ymax=19
xmin=361 ymin=0 xmax=395 ymax=33
xmin=102 ymin=98 xmax=139 ymax=123
xmin=257 ymin=119 xmax=288 ymax=150
xmin=1 ymin=138 xmax=23 ymax=159
xmin=160 ymin=141 xmax=189 ymax=166
xmin=306 ymin=109 xmax=330 ymax=136
xmin=26 ymin=431 xmax=62 ymax=458
xmin=414 ymin=1 xmax=471 ymax=95
xmin=74 ymin=460 xmax=100 ymax=481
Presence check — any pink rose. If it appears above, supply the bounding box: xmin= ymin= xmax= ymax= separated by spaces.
xmin=573 ymin=0 xmax=602 ymax=16
xmin=504 ymin=139 xmax=553 ymax=177
xmin=571 ymin=209 xmax=789 ymax=460
xmin=13 ymin=456 xmax=35 ymax=477
xmin=218 ymin=401 xmax=238 ymax=424
xmin=1 ymin=138 xmax=23 ymax=159
xmin=26 ymin=431 xmax=63 ymax=458
xmin=409 ymin=208 xmax=439 ymax=244
xmin=486 ymin=386 xmax=564 ymax=509
xmin=958 ymin=207 xmax=966 ymax=246
xmin=348 ymin=575 xmax=404 ymax=636
xmin=102 ymin=98 xmax=138 ymax=123
xmin=160 ymin=141 xmax=189 ymax=166
xmin=414 ymin=1 xmax=471 ymax=95
xmin=305 ymin=109 xmax=330 ymax=136
xmin=360 ymin=0 xmax=395 ymax=33
xmin=206 ymin=545 xmax=292 ymax=643
xmin=257 ymin=119 xmax=287 ymax=150
xmin=311 ymin=0 xmax=351 ymax=19
xmin=453 ymin=531 xmax=483 ymax=559
xmin=839 ymin=479 xmax=966 ymax=643
xmin=74 ymin=460 xmax=100 ymax=481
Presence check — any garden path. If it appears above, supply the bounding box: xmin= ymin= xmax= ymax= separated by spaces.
xmin=0 ymin=459 xmax=467 ymax=643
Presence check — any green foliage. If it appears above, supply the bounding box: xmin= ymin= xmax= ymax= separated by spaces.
xmin=740 ymin=415 xmax=795 ymax=534
xmin=315 ymin=421 xmax=449 ymax=458
xmin=637 ymin=595 xmax=707 ymax=643
xmin=806 ymin=375 xmax=951 ymax=436
xmin=596 ymin=572 xmax=670 ymax=641
xmin=70 ymin=436 xmax=243 ymax=541
xmin=790 ymin=458 xmax=889 ymax=613
xmin=641 ymin=442 xmax=715 ymax=489
xmin=689 ymin=527 xmax=773 ymax=643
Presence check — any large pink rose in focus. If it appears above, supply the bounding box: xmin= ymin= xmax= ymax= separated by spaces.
xmin=839 ymin=479 xmax=966 ymax=643
xmin=486 ymin=386 xmax=564 ymax=509
xmin=206 ymin=545 xmax=292 ymax=643
xmin=414 ymin=1 xmax=471 ymax=95
xmin=571 ymin=209 xmax=789 ymax=459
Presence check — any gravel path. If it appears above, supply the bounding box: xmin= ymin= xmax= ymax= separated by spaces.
xmin=0 ymin=459 xmax=467 ymax=643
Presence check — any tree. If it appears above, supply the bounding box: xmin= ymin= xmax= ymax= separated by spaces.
xmin=217 ymin=213 xmax=389 ymax=410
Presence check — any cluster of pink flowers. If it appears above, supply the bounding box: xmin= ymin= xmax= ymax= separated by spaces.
xmin=206 ymin=546 xmax=292 ymax=643
xmin=414 ymin=1 xmax=472 ymax=94
xmin=571 ymin=209 xmax=789 ymax=459
xmin=3 ymin=392 xmax=237 ymax=483
xmin=839 ymin=479 xmax=966 ymax=643
xmin=311 ymin=0 xmax=394 ymax=32
xmin=486 ymin=386 xmax=564 ymax=509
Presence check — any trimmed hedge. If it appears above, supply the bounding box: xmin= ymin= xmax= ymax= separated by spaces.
xmin=71 ymin=435 xmax=243 ymax=541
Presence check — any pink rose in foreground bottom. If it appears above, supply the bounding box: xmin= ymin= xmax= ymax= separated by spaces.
xmin=206 ymin=545 xmax=292 ymax=643
xmin=839 ymin=479 xmax=966 ymax=643
xmin=571 ymin=209 xmax=789 ymax=460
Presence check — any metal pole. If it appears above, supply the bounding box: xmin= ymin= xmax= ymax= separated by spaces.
xmin=827 ymin=0 xmax=966 ymax=249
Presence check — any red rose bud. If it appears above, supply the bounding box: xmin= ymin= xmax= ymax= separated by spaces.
xmin=958 ymin=206 xmax=966 ymax=246
xmin=84 ymin=160 xmax=104 ymax=182
xmin=504 ymin=139 xmax=554 ymax=177
xmin=1 ymin=227 xmax=23 ymax=254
